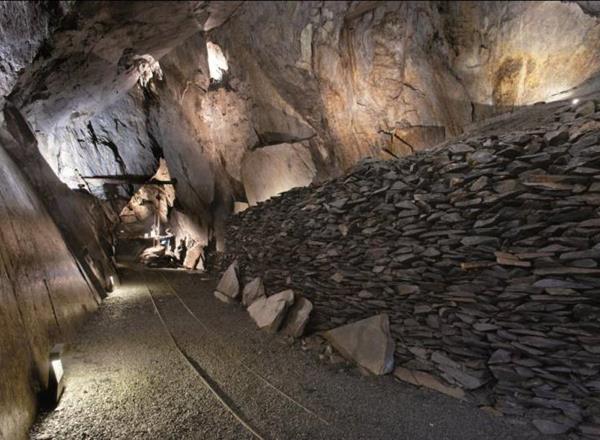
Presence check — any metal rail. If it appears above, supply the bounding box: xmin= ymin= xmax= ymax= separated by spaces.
xmin=156 ymin=272 xmax=332 ymax=427
xmin=143 ymin=275 xmax=265 ymax=440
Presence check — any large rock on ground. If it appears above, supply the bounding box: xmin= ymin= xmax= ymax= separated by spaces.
xmin=214 ymin=262 xmax=239 ymax=302
xmin=323 ymin=314 xmax=394 ymax=375
xmin=183 ymin=242 xmax=203 ymax=270
xmin=242 ymin=276 xmax=265 ymax=307
xmin=282 ymin=297 xmax=313 ymax=338
xmin=247 ymin=289 xmax=294 ymax=332
xmin=139 ymin=245 xmax=165 ymax=263
xmin=241 ymin=142 xmax=316 ymax=206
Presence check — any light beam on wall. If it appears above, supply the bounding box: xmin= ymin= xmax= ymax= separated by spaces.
xmin=207 ymin=42 xmax=228 ymax=81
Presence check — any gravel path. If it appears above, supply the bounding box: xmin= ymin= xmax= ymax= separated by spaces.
xmin=31 ymin=268 xmax=543 ymax=440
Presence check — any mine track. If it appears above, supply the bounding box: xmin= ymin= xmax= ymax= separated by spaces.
xmin=141 ymin=271 xmax=334 ymax=440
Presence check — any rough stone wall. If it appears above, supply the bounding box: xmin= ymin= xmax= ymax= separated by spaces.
xmin=17 ymin=1 xmax=600 ymax=252
xmin=0 ymin=1 xmax=69 ymax=96
xmin=211 ymin=1 xmax=600 ymax=171
xmin=10 ymin=1 xmax=242 ymax=133
xmin=44 ymin=88 xmax=161 ymax=199
xmin=446 ymin=2 xmax=600 ymax=113
xmin=0 ymin=130 xmax=98 ymax=440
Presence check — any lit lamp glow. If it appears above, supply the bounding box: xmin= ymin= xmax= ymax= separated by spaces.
xmin=107 ymin=275 xmax=115 ymax=292
xmin=207 ymin=41 xmax=228 ymax=81
xmin=572 ymin=98 xmax=580 ymax=105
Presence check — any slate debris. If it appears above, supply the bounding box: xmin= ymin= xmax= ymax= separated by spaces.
xmin=223 ymin=99 xmax=600 ymax=438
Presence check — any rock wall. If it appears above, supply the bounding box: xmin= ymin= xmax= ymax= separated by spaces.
xmin=3 ymin=103 xmax=118 ymax=296
xmin=36 ymin=31 xmax=258 ymax=249
xmin=0 ymin=127 xmax=99 ymax=440
xmin=0 ymin=1 xmax=69 ymax=97
xmin=16 ymin=1 xmax=600 ymax=254
xmin=10 ymin=1 xmax=242 ymax=133
xmin=44 ymin=88 xmax=161 ymax=200
xmin=212 ymin=1 xmax=600 ymax=170
xmin=241 ymin=142 xmax=317 ymax=206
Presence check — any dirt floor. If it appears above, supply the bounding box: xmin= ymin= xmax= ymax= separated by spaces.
xmin=30 ymin=268 xmax=544 ymax=440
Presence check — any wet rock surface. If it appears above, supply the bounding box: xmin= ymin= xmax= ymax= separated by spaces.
xmin=224 ymin=98 xmax=600 ymax=437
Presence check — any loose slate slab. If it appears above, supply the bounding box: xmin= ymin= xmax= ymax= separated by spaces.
xmin=247 ymin=290 xmax=294 ymax=332
xmin=214 ymin=262 xmax=239 ymax=300
xmin=242 ymin=276 xmax=265 ymax=307
xmin=282 ymin=297 xmax=313 ymax=338
xmin=394 ymin=367 xmax=465 ymax=400
xmin=323 ymin=314 xmax=394 ymax=375
xmin=183 ymin=242 xmax=203 ymax=269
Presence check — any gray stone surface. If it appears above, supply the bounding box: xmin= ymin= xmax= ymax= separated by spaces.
xmin=183 ymin=243 xmax=204 ymax=270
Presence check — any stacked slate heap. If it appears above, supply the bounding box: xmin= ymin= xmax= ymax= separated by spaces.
xmin=224 ymin=100 xmax=600 ymax=438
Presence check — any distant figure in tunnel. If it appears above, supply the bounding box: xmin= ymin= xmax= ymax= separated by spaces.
xmin=176 ymin=238 xmax=187 ymax=264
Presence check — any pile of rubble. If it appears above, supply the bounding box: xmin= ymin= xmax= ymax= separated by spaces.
xmin=213 ymin=262 xmax=314 ymax=338
xmin=223 ymin=99 xmax=600 ymax=437
xmin=215 ymin=262 xmax=397 ymax=376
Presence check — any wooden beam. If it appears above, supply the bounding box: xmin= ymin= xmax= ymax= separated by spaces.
xmin=80 ymin=175 xmax=177 ymax=186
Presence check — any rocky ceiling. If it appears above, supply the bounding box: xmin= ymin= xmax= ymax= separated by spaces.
xmin=3 ymin=1 xmax=600 ymax=245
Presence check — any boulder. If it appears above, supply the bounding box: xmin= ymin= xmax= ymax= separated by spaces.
xmin=322 ymin=314 xmax=394 ymax=375
xmin=242 ymin=277 xmax=265 ymax=307
xmin=282 ymin=296 xmax=313 ymax=338
xmin=214 ymin=262 xmax=239 ymax=300
xmin=247 ymin=289 xmax=294 ymax=332
xmin=575 ymin=100 xmax=596 ymax=117
xmin=234 ymin=201 xmax=249 ymax=213
xmin=139 ymin=245 xmax=165 ymax=262
xmin=533 ymin=419 xmax=576 ymax=435
xmin=183 ymin=242 xmax=203 ymax=270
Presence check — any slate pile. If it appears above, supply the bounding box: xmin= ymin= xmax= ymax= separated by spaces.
xmin=223 ymin=100 xmax=600 ymax=437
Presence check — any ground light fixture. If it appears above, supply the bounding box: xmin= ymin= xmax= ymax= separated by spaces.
xmin=107 ymin=275 xmax=115 ymax=292
xmin=45 ymin=344 xmax=65 ymax=407
xmin=572 ymin=98 xmax=580 ymax=105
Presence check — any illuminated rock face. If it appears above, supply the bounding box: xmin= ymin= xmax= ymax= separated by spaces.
xmin=119 ymin=159 xmax=175 ymax=224
xmin=212 ymin=1 xmax=600 ymax=171
xmin=241 ymin=143 xmax=317 ymax=206
xmin=11 ymin=1 xmax=600 ymax=246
